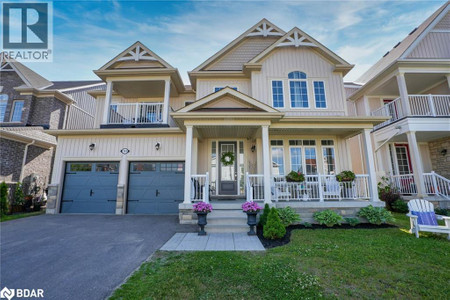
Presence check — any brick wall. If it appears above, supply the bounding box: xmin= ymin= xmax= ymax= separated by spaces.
xmin=28 ymin=97 xmax=67 ymax=129
xmin=429 ymin=137 xmax=450 ymax=179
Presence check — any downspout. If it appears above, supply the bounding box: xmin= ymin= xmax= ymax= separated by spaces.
xmin=19 ymin=140 xmax=35 ymax=182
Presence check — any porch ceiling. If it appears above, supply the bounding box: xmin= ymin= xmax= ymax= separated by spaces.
xmin=370 ymin=73 xmax=448 ymax=96
xmin=269 ymin=127 xmax=362 ymax=137
xmin=195 ymin=125 xmax=259 ymax=138
xmin=389 ymin=131 xmax=450 ymax=143
xmin=113 ymin=80 xmax=178 ymax=98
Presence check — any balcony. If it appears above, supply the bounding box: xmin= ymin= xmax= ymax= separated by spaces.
xmin=371 ymin=94 xmax=450 ymax=130
xmin=102 ymin=102 xmax=167 ymax=128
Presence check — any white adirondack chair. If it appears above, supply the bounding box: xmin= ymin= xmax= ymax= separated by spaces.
xmin=407 ymin=199 xmax=450 ymax=240
xmin=271 ymin=178 xmax=291 ymax=202
xmin=323 ymin=178 xmax=341 ymax=201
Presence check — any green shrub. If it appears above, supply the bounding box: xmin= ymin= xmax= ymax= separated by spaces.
xmin=14 ymin=182 xmax=25 ymax=206
xmin=263 ymin=208 xmax=286 ymax=239
xmin=258 ymin=204 xmax=270 ymax=226
xmin=0 ymin=182 xmax=8 ymax=215
xmin=276 ymin=206 xmax=301 ymax=227
xmin=336 ymin=170 xmax=355 ymax=182
xmin=344 ymin=217 xmax=360 ymax=227
xmin=313 ymin=209 xmax=343 ymax=227
xmin=435 ymin=208 xmax=449 ymax=216
xmin=377 ymin=176 xmax=401 ymax=211
xmin=391 ymin=199 xmax=408 ymax=213
xmin=358 ymin=205 xmax=394 ymax=225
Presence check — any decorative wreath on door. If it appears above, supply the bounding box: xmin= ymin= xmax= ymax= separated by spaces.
xmin=221 ymin=151 xmax=235 ymax=166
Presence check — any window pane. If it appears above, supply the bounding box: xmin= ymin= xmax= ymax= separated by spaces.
xmin=288 ymin=71 xmax=307 ymax=79
xmin=239 ymin=141 xmax=244 ymax=194
xmin=131 ymin=162 xmax=156 ymax=172
xmin=11 ymin=101 xmax=24 ymax=122
xmin=290 ymin=147 xmax=303 ymax=173
xmin=304 ymin=147 xmax=317 ymax=174
xmin=321 ymin=140 xmax=334 ymax=146
xmin=314 ymin=81 xmax=326 ymax=108
xmin=211 ymin=141 xmax=217 ymax=195
xmin=290 ymin=81 xmax=308 ymax=108
xmin=214 ymin=87 xmax=237 ymax=92
xmin=69 ymin=163 xmax=92 ymax=172
xmin=161 ymin=162 xmax=184 ymax=172
xmin=271 ymin=81 xmax=284 ymax=108
xmin=395 ymin=147 xmax=410 ymax=175
xmin=0 ymin=99 xmax=7 ymax=122
xmin=303 ymin=140 xmax=316 ymax=146
xmin=96 ymin=163 xmax=119 ymax=172
xmin=271 ymin=147 xmax=285 ymax=175
xmin=322 ymin=147 xmax=335 ymax=175
xmin=289 ymin=140 xmax=302 ymax=146
xmin=270 ymin=140 xmax=283 ymax=146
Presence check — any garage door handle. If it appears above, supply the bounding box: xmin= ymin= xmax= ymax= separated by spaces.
xmin=156 ymin=189 xmax=160 ymax=197
xmin=174 ymin=200 xmax=182 ymax=202
xmin=107 ymin=200 xmax=116 ymax=202
xmin=90 ymin=189 xmax=94 ymax=196
xmin=62 ymin=200 xmax=73 ymax=202
xmin=128 ymin=200 xmax=139 ymax=202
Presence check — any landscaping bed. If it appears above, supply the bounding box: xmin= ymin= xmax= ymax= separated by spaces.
xmin=257 ymin=223 xmax=397 ymax=248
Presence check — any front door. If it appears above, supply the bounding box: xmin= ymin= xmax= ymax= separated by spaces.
xmin=219 ymin=142 xmax=238 ymax=195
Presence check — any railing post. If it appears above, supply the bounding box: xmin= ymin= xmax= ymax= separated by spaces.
xmin=134 ymin=103 xmax=139 ymax=124
xmin=318 ymin=174 xmax=324 ymax=202
xmin=428 ymin=94 xmax=436 ymax=116
xmin=431 ymin=171 xmax=439 ymax=195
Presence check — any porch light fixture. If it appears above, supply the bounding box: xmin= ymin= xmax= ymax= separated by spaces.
xmin=441 ymin=149 xmax=447 ymax=156
xmin=155 ymin=142 xmax=161 ymax=151
xmin=251 ymin=145 xmax=256 ymax=152
xmin=89 ymin=143 xmax=96 ymax=151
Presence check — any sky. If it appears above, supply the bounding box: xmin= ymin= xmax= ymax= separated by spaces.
xmin=21 ymin=0 xmax=446 ymax=84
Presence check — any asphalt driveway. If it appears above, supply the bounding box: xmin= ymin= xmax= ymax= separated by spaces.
xmin=0 ymin=214 xmax=195 ymax=299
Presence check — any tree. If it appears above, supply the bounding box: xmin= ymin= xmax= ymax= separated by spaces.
xmin=0 ymin=182 xmax=8 ymax=215
xmin=263 ymin=207 xmax=286 ymax=239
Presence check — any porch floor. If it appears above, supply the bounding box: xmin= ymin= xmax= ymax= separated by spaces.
xmin=160 ymin=232 xmax=265 ymax=251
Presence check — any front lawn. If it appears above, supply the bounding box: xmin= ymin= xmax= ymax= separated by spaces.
xmin=0 ymin=211 xmax=44 ymax=222
xmin=111 ymin=213 xmax=450 ymax=299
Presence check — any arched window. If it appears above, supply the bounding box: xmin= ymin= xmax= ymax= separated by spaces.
xmin=0 ymin=94 xmax=8 ymax=122
xmin=288 ymin=71 xmax=308 ymax=108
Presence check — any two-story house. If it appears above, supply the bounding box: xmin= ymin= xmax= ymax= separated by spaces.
xmin=45 ymin=19 xmax=387 ymax=230
xmin=0 ymin=58 xmax=102 ymax=201
xmin=348 ymin=2 xmax=450 ymax=205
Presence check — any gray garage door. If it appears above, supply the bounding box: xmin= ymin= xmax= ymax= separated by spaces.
xmin=61 ymin=162 xmax=119 ymax=214
xmin=127 ymin=162 xmax=184 ymax=214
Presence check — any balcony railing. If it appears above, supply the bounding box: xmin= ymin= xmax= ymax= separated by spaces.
xmin=191 ymin=173 xmax=210 ymax=203
xmin=371 ymin=94 xmax=450 ymax=130
xmin=108 ymin=103 xmax=164 ymax=124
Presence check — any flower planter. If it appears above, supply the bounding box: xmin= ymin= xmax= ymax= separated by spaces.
xmin=246 ymin=211 xmax=259 ymax=235
xmin=196 ymin=212 xmax=208 ymax=236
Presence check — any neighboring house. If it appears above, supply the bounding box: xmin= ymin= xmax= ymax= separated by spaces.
xmin=347 ymin=2 xmax=450 ymax=204
xmin=0 ymin=58 xmax=102 ymax=201
xmin=45 ymin=18 xmax=388 ymax=229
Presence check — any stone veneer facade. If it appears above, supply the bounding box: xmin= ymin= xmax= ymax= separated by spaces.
xmin=428 ymin=137 xmax=450 ymax=179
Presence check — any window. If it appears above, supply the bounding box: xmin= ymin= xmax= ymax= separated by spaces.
xmin=290 ymin=147 xmax=303 ymax=173
xmin=303 ymin=140 xmax=316 ymax=146
xmin=271 ymin=140 xmax=283 ymax=146
xmin=395 ymin=146 xmax=411 ymax=175
xmin=322 ymin=147 xmax=336 ymax=175
xmin=96 ymin=163 xmax=119 ymax=172
xmin=288 ymin=71 xmax=308 ymax=108
xmin=131 ymin=162 xmax=156 ymax=172
xmin=0 ymin=94 xmax=7 ymax=122
xmin=214 ymin=87 xmax=237 ymax=92
xmin=314 ymin=81 xmax=326 ymax=108
xmin=321 ymin=140 xmax=334 ymax=146
xmin=10 ymin=100 xmax=24 ymax=122
xmin=289 ymin=140 xmax=302 ymax=146
xmin=271 ymin=146 xmax=285 ymax=175
xmin=304 ymin=147 xmax=317 ymax=174
xmin=211 ymin=141 xmax=217 ymax=195
xmin=161 ymin=162 xmax=184 ymax=172
xmin=271 ymin=80 xmax=284 ymax=108
xmin=69 ymin=163 xmax=92 ymax=172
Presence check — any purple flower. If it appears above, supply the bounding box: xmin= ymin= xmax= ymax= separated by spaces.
xmin=193 ymin=202 xmax=213 ymax=213
xmin=242 ymin=201 xmax=263 ymax=212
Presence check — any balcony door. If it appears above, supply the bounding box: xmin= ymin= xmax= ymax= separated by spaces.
xmin=218 ymin=142 xmax=238 ymax=195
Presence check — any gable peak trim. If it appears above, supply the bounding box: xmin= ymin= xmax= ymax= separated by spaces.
xmin=277 ymin=29 xmax=318 ymax=48
xmin=247 ymin=20 xmax=284 ymax=37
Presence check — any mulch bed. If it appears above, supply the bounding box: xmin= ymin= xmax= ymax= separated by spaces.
xmin=257 ymin=223 xmax=397 ymax=249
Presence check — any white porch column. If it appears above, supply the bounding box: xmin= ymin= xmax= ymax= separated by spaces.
xmin=362 ymin=129 xmax=379 ymax=202
xmin=261 ymin=125 xmax=272 ymax=204
xmin=192 ymin=137 xmax=198 ymax=175
xmin=396 ymin=73 xmax=411 ymax=116
xmin=162 ymin=79 xmax=171 ymax=124
xmin=406 ymin=131 xmax=426 ymax=196
xmin=102 ymin=81 xmax=113 ymax=124
xmin=184 ymin=125 xmax=193 ymax=204
xmin=116 ymin=154 xmax=129 ymax=215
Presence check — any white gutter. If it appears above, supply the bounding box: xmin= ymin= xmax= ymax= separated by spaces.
xmin=19 ymin=140 xmax=35 ymax=182
xmin=375 ymin=126 xmax=402 ymax=152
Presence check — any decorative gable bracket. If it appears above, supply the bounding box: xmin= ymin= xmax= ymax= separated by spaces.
xmin=117 ymin=45 xmax=158 ymax=62
xmin=277 ymin=31 xmax=318 ymax=48
xmin=247 ymin=22 xmax=284 ymax=37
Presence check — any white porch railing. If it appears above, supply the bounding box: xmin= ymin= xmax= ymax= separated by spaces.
xmin=270 ymin=174 xmax=370 ymax=202
xmin=390 ymin=174 xmax=417 ymax=194
xmin=246 ymin=173 xmax=264 ymax=202
xmin=423 ymin=172 xmax=450 ymax=200
xmin=371 ymin=94 xmax=450 ymax=130
xmin=191 ymin=173 xmax=209 ymax=203
xmin=65 ymin=105 xmax=95 ymax=129
xmin=108 ymin=103 xmax=164 ymax=124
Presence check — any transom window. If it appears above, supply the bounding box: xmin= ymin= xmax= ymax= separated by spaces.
xmin=271 ymin=80 xmax=284 ymax=108
xmin=214 ymin=87 xmax=237 ymax=92
xmin=0 ymin=94 xmax=7 ymax=122
xmin=313 ymin=81 xmax=327 ymax=108
xmin=10 ymin=100 xmax=24 ymax=122
xmin=288 ymin=71 xmax=307 ymax=79
xmin=270 ymin=140 xmax=283 ymax=146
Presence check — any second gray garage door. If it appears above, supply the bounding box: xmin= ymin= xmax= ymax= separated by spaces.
xmin=127 ymin=162 xmax=184 ymax=214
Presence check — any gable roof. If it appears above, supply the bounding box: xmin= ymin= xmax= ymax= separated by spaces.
xmin=356 ymin=1 xmax=450 ymax=84
xmin=176 ymin=87 xmax=280 ymax=113
xmin=192 ymin=19 xmax=285 ymax=72
xmin=1 ymin=58 xmax=52 ymax=89
xmin=98 ymin=41 xmax=174 ymax=70
xmin=246 ymin=27 xmax=353 ymax=75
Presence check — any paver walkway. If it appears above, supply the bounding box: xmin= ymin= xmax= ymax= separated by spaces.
xmin=160 ymin=232 xmax=265 ymax=251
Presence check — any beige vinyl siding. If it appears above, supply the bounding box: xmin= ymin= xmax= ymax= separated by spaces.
xmin=205 ymin=37 xmax=278 ymax=71
xmin=354 ymin=97 xmax=366 ymax=116
xmin=422 ymin=81 xmax=450 ymax=94
xmin=51 ymin=134 xmax=186 ymax=183
xmin=368 ymin=97 xmax=382 ymax=112
xmin=407 ymin=32 xmax=450 ymax=58
xmin=196 ymin=78 xmax=251 ymax=99
xmin=251 ymin=47 xmax=346 ymax=116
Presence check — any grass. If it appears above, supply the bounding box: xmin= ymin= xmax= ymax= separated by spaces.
xmin=110 ymin=213 xmax=450 ymax=300
xmin=0 ymin=211 xmax=44 ymax=222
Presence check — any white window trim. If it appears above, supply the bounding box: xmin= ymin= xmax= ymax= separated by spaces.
xmin=270 ymin=146 xmax=285 ymax=176
xmin=321 ymin=145 xmax=336 ymax=175
xmin=10 ymin=100 xmax=24 ymax=122
xmin=270 ymin=79 xmax=285 ymax=109
xmin=313 ymin=80 xmax=328 ymax=109
xmin=288 ymin=78 xmax=310 ymax=109
xmin=288 ymin=146 xmax=303 ymax=174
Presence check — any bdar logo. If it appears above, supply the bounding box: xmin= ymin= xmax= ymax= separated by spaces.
xmin=0 ymin=287 xmax=14 ymax=300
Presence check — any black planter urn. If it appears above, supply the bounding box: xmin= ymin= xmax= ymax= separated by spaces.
xmin=246 ymin=211 xmax=258 ymax=236
xmin=196 ymin=212 xmax=208 ymax=236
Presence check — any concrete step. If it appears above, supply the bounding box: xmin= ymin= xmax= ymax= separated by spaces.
xmin=210 ymin=203 xmax=244 ymax=209
xmin=209 ymin=210 xmax=247 ymax=217
xmin=206 ymin=224 xmax=250 ymax=233
xmin=208 ymin=216 xmax=248 ymax=226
